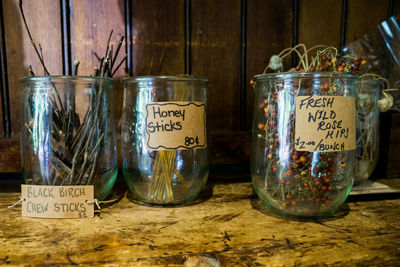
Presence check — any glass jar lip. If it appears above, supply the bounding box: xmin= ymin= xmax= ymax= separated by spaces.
xmin=19 ymin=75 xmax=115 ymax=83
xmin=253 ymin=72 xmax=359 ymax=81
xmin=121 ymin=75 xmax=209 ymax=84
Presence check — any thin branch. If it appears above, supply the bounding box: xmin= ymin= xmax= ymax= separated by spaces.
xmin=19 ymin=0 xmax=50 ymax=75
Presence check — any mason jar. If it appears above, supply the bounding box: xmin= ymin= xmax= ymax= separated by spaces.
xmin=355 ymin=79 xmax=381 ymax=184
xmin=20 ymin=76 xmax=118 ymax=200
xmin=251 ymin=72 xmax=357 ymax=218
xmin=121 ymin=75 xmax=209 ymax=204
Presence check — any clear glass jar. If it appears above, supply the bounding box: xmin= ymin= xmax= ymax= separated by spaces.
xmin=121 ymin=75 xmax=209 ymax=204
xmin=355 ymin=79 xmax=381 ymax=184
xmin=20 ymin=76 xmax=118 ymax=200
xmin=251 ymin=72 xmax=357 ymax=218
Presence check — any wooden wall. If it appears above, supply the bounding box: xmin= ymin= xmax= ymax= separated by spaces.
xmin=0 ymin=0 xmax=399 ymax=178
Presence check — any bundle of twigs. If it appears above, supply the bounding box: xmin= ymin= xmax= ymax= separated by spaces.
xmin=20 ymin=1 xmax=126 ymax=185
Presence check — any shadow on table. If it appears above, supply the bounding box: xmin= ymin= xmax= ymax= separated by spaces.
xmin=0 ymin=173 xmax=24 ymax=193
xmin=125 ymin=182 xmax=214 ymax=208
xmin=250 ymin=194 xmax=351 ymax=222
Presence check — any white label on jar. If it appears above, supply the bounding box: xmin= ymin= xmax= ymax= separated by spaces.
xmin=295 ymin=96 xmax=356 ymax=152
xmin=145 ymin=102 xmax=207 ymax=150
xmin=21 ymin=185 xmax=94 ymax=218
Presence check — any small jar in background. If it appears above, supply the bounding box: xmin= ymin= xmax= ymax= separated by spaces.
xmin=354 ymin=79 xmax=381 ymax=184
xmin=121 ymin=75 xmax=209 ymax=204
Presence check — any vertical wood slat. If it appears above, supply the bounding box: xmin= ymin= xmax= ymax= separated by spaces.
xmin=191 ymin=0 xmax=241 ymax=132
xmin=0 ymin=0 xmax=8 ymax=138
xmin=246 ymin=0 xmax=293 ymax=130
xmin=132 ymin=0 xmax=185 ymax=76
xmin=298 ymin=0 xmax=342 ymax=49
xmin=70 ymin=0 xmax=126 ymax=125
xmin=292 ymin=0 xmax=299 ymax=67
xmin=184 ymin=0 xmax=192 ymax=75
xmin=240 ymin=0 xmax=248 ymax=130
xmin=125 ymin=0 xmax=133 ymax=76
xmin=4 ymin=0 xmax=63 ymax=137
xmin=339 ymin=0 xmax=348 ymax=51
xmin=60 ymin=0 xmax=72 ymax=76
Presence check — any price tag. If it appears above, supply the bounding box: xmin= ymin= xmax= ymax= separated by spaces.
xmin=145 ymin=102 xmax=207 ymax=150
xmin=295 ymin=96 xmax=356 ymax=152
xmin=21 ymin=185 xmax=94 ymax=218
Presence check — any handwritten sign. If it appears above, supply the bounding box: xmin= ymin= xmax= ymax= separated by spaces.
xmin=295 ymin=96 xmax=355 ymax=152
xmin=145 ymin=102 xmax=207 ymax=150
xmin=21 ymin=185 xmax=94 ymax=218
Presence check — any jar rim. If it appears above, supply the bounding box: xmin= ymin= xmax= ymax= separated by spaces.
xmin=253 ymin=72 xmax=358 ymax=81
xmin=19 ymin=75 xmax=115 ymax=83
xmin=121 ymin=75 xmax=209 ymax=83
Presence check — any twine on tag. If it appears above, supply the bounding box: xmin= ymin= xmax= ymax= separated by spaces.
xmin=8 ymin=196 xmax=24 ymax=209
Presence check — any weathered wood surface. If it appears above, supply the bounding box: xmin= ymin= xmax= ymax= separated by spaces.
xmin=1 ymin=180 xmax=399 ymax=266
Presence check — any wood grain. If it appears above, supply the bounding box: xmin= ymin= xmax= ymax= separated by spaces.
xmin=191 ymin=0 xmax=241 ymax=132
xmin=132 ymin=0 xmax=185 ymax=75
xmin=3 ymin=0 xmax=63 ymax=137
xmin=0 ymin=99 xmax=3 ymax=138
xmin=1 ymin=181 xmax=399 ymax=265
xmin=346 ymin=0 xmax=389 ymax=44
xmin=0 ymin=139 xmax=20 ymax=172
xmin=298 ymin=0 xmax=342 ymax=49
xmin=70 ymin=0 xmax=125 ymax=127
xmin=246 ymin=0 xmax=293 ymax=130
xmin=387 ymin=113 xmax=400 ymax=178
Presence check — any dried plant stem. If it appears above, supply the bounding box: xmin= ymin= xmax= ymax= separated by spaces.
xmin=145 ymin=86 xmax=190 ymax=203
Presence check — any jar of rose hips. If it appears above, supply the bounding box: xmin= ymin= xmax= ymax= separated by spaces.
xmin=251 ymin=72 xmax=357 ymax=219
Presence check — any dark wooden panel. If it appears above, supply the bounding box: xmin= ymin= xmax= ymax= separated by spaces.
xmin=191 ymin=0 xmax=241 ymax=131
xmin=70 ymin=0 xmax=125 ymax=126
xmin=0 ymin=139 xmax=20 ymax=172
xmin=3 ymin=0 xmax=63 ymax=137
xmin=298 ymin=0 xmax=342 ymax=49
xmin=347 ymin=0 xmax=389 ymax=44
xmin=393 ymin=0 xmax=400 ymax=17
xmin=387 ymin=113 xmax=400 ymax=177
xmin=132 ymin=0 xmax=185 ymax=75
xmin=0 ymin=100 xmax=3 ymax=138
xmin=0 ymin=133 xmax=250 ymax=173
xmin=246 ymin=0 xmax=293 ymax=130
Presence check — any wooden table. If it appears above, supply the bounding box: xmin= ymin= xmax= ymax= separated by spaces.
xmin=1 ymin=177 xmax=400 ymax=266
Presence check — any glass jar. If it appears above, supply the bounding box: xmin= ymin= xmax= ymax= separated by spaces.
xmin=251 ymin=72 xmax=357 ymax=218
xmin=121 ymin=75 xmax=209 ymax=204
xmin=20 ymin=76 xmax=118 ymax=200
xmin=355 ymin=79 xmax=381 ymax=184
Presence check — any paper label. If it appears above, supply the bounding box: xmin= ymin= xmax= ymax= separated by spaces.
xmin=295 ymin=96 xmax=356 ymax=152
xmin=145 ymin=102 xmax=207 ymax=150
xmin=21 ymin=185 xmax=94 ymax=218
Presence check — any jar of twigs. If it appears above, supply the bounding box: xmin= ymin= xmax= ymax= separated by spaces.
xmin=20 ymin=76 xmax=118 ymax=201
xmin=251 ymin=44 xmax=362 ymax=218
xmin=354 ymin=78 xmax=382 ymax=184
xmin=121 ymin=75 xmax=209 ymax=204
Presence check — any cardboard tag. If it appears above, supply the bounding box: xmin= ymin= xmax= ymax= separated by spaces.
xmin=295 ymin=96 xmax=356 ymax=152
xmin=145 ymin=102 xmax=207 ymax=150
xmin=21 ymin=185 xmax=94 ymax=218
